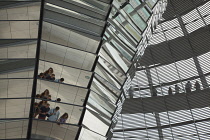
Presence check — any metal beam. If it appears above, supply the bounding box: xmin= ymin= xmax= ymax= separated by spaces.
xmin=27 ymin=0 xmax=45 ymax=139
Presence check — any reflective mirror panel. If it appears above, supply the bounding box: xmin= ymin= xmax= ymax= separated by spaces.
xmin=38 ymin=60 xmax=92 ymax=87
xmin=0 ymin=79 xmax=33 ymax=98
xmin=0 ymin=21 xmax=39 ymax=39
xmin=0 ymin=59 xmax=35 ymax=78
xmin=40 ymin=41 xmax=96 ymax=71
xmin=0 ymin=40 xmax=37 ymax=59
xmin=34 ymin=99 xmax=83 ymax=124
xmin=42 ymin=21 xmax=100 ymax=53
xmin=0 ymin=119 xmax=28 ymax=139
xmin=36 ymin=79 xmax=87 ymax=105
xmin=0 ymin=2 xmax=40 ymax=20
xmin=0 ymin=99 xmax=31 ymax=119
xmin=32 ymin=120 xmax=79 ymax=140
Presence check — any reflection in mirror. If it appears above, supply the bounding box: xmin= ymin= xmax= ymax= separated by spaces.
xmin=42 ymin=22 xmax=100 ymax=53
xmin=0 ymin=99 xmax=31 ymax=119
xmin=0 ymin=2 xmax=40 ymax=20
xmin=0 ymin=59 xmax=35 ymax=78
xmin=0 ymin=119 xmax=28 ymax=139
xmin=0 ymin=40 xmax=37 ymax=58
xmin=0 ymin=21 xmax=39 ymax=39
xmin=32 ymin=120 xmax=79 ymax=140
xmin=36 ymin=79 xmax=87 ymax=105
xmin=38 ymin=60 xmax=92 ymax=87
xmin=40 ymin=41 xmax=96 ymax=71
xmin=33 ymin=99 xmax=83 ymax=124
xmin=0 ymin=79 xmax=33 ymax=98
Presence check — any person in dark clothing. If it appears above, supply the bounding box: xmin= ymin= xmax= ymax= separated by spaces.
xmin=36 ymin=94 xmax=41 ymax=99
xmin=38 ymin=103 xmax=50 ymax=120
xmin=38 ymin=73 xmax=45 ymax=79
xmin=44 ymin=68 xmax=54 ymax=77
xmin=33 ymin=102 xmax=40 ymax=118
xmin=152 ymin=86 xmax=157 ymax=97
xmin=168 ymin=87 xmax=173 ymax=95
xmin=40 ymin=89 xmax=50 ymax=99
xmin=185 ymin=81 xmax=192 ymax=93
xmin=46 ymin=74 xmax=55 ymax=81
xmin=194 ymin=81 xmax=201 ymax=91
xmin=56 ymin=98 xmax=61 ymax=102
xmin=175 ymin=85 xmax=181 ymax=94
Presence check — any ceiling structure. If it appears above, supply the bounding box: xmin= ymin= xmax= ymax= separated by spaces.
xmin=1 ymin=0 xmax=210 ymax=140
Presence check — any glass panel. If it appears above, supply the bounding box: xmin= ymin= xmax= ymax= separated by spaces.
xmin=102 ymin=43 xmax=131 ymax=72
xmin=130 ymin=0 xmax=141 ymax=8
xmin=79 ymin=128 xmax=107 ymax=140
xmin=98 ymin=57 xmax=126 ymax=84
xmin=0 ymin=40 xmax=37 ymax=58
xmin=94 ymin=73 xmax=121 ymax=97
xmin=0 ymin=99 xmax=31 ymax=118
xmin=0 ymin=79 xmax=33 ymax=98
xmin=0 ymin=21 xmax=39 ymax=39
xmin=0 ymin=119 xmax=28 ymax=139
xmin=36 ymin=79 xmax=87 ymax=105
xmin=124 ymin=4 xmax=147 ymax=31
xmin=91 ymin=78 xmax=118 ymax=104
xmin=43 ymin=8 xmax=103 ymax=36
xmin=40 ymin=41 xmax=96 ymax=71
xmin=0 ymin=59 xmax=35 ymax=78
xmin=87 ymin=91 xmax=116 ymax=119
xmin=114 ymin=14 xmax=142 ymax=41
xmin=34 ymin=99 xmax=83 ymax=124
xmin=32 ymin=120 xmax=79 ymax=140
xmin=42 ymin=22 xmax=100 ymax=53
xmin=38 ymin=60 xmax=92 ymax=87
xmin=137 ymin=7 xmax=151 ymax=21
xmin=95 ymin=63 xmax=121 ymax=89
xmin=82 ymin=109 xmax=111 ymax=136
